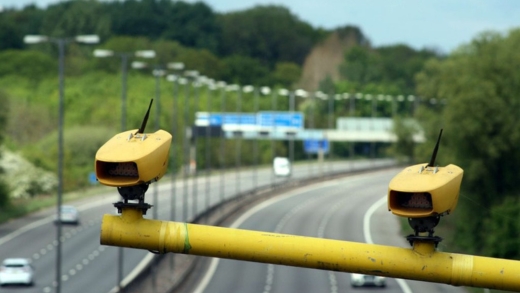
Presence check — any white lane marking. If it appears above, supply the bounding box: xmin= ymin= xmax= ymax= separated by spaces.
xmin=363 ymin=196 xmax=387 ymax=245
xmin=363 ymin=196 xmax=412 ymax=293
xmin=108 ymin=253 xmax=155 ymax=293
xmin=0 ymin=217 xmax=53 ymax=246
xmin=43 ymin=245 xmax=111 ymax=291
xmin=317 ymin=197 xmax=347 ymax=293
xmin=0 ymin=195 xmax=116 ymax=246
xmin=262 ymin=196 xmax=323 ymax=293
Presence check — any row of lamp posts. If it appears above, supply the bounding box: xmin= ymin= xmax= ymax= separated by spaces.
xmin=24 ymin=34 xmax=100 ymax=293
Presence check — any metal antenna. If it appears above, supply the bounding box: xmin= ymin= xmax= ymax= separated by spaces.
xmin=427 ymin=129 xmax=443 ymax=167
xmin=136 ymin=99 xmax=154 ymax=134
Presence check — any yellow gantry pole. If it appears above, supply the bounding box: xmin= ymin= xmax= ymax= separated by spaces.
xmin=100 ymin=208 xmax=520 ymax=291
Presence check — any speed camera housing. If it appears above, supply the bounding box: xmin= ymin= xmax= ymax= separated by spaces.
xmin=387 ymin=129 xmax=463 ymax=245
xmin=94 ymin=99 xmax=172 ymax=188
xmin=387 ymin=163 xmax=463 ymax=218
xmin=95 ymin=129 xmax=172 ymax=187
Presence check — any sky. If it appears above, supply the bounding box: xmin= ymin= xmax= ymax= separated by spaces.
xmin=1 ymin=0 xmax=519 ymax=54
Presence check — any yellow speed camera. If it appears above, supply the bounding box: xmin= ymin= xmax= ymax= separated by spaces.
xmin=387 ymin=129 xmax=463 ymax=244
xmin=388 ymin=163 xmax=463 ymax=218
xmin=388 ymin=129 xmax=463 ymax=219
xmin=95 ymin=129 xmax=171 ymax=187
xmin=94 ymin=99 xmax=172 ymax=188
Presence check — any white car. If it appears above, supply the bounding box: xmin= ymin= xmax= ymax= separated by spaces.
xmin=55 ymin=205 xmax=80 ymax=225
xmin=273 ymin=157 xmax=291 ymax=177
xmin=350 ymin=273 xmax=386 ymax=288
xmin=0 ymin=258 xmax=34 ymax=286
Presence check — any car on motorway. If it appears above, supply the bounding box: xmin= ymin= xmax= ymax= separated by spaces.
xmin=273 ymin=157 xmax=291 ymax=177
xmin=0 ymin=258 xmax=34 ymax=287
xmin=55 ymin=205 xmax=80 ymax=225
xmin=350 ymin=273 xmax=386 ymax=288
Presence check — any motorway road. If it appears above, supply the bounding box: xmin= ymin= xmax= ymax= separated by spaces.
xmin=190 ymin=169 xmax=469 ymax=293
xmin=0 ymin=159 xmax=394 ymax=293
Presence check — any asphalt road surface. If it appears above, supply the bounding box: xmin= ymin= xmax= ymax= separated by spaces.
xmin=189 ymin=169 xmax=469 ymax=293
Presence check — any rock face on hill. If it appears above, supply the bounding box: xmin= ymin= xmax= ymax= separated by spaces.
xmin=297 ymin=26 xmax=369 ymax=91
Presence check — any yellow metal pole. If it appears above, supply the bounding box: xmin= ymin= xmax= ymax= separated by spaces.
xmin=100 ymin=208 xmax=520 ymax=291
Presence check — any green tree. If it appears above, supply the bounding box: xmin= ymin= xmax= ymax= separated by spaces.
xmin=339 ymin=44 xmax=439 ymax=95
xmin=482 ymin=196 xmax=520 ymax=259
xmin=389 ymin=116 xmax=422 ymax=163
xmin=159 ymin=1 xmax=220 ymax=51
xmin=0 ymin=50 xmax=54 ymax=81
xmin=106 ymin=0 xmax=219 ymax=51
xmin=339 ymin=45 xmax=382 ymax=86
xmin=40 ymin=0 xmax=111 ymax=39
xmin=217 ymin=5 xmax=323 ymax=66
xmin=272 ymin=62 xmax=301 ymax=88
xmin=415 ymin=29 xmax=520 ymax=256
xmin=176 ymin=48 xmax=224 ymax=80
xmin=221 ymin=55 xmax=270 ymax=85
xmin=0 ymin=5 xmax=46 ymax=51
xmin=0 ymin=12 xmax=23 ymax=50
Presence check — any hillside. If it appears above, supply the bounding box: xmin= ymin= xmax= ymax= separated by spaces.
xmin=298 ymin=26 xmax=369 ymax=91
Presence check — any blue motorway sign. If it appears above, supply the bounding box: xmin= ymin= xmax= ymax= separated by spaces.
xmin=257 ymin=111 xmax=304 ymax=128
xmin=196 ymin=112 xmax=257 ymax=126
xmin=303 ymin=139 xmax=329 ymax=154
xmin=196 ymin=112 xmax=303 ymax=128
xmin=222 ymin=113 xmax=256 ymax=125
xmin=89 ymin=171 xmax=98 ymax=185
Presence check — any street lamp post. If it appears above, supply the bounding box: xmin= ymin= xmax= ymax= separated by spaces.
xmin=242 ymin=85 xmax=255 ymax=190
xmin=278 ymin=88 xmax=292 ymax=181
xmin=315 ymin=91 xmax=328 ymax=175
xmin=396 ymin=95 xmax=404 ymax=117
xmin=225 ymin=84 xmax=241 ymax=196
xmin=93 ymin=48 xmax=155 ymax=293
xmin=218 ymin=81 xmax=227 ymax=206
xmin=165 ymin=73 xmax=179 ymax=273
xmin=179 ymin=76 xmax=190 ymax=221
xmin=294 ymin=89 xmax=309 ymax=176
xmin=237 ymin=85 xmax=242 ymax=196
xmin=152 ymin=67 xmax=166 ymax=221
xmin=259 ymin=86 xmax=271 ymax=187
xmin=310 ymin=91 xmax=319 ymax=177
xmin=289 ymin=90 xmax=295 ymax=178
xmin=24 ymin=34 xmax=99 ymax=293
xmin=166 ymin=62 xmax=184 ymax=223
xmin=365 ymin=94 xmax=375 ymax=161
xmin=93 ymin=49 xmax=156 ymax=131
xmin=270 ymin=87 xmax=277 ymax=188
xmin=204 ymin=78 xmax=216 ymax=217
xmin=351 ymin=93 xmax=360 ymax=168
xmin=184 ymin=70 xmax=200 ymax=219
xmin=408 ymin=95 xmax=416 ymax=116
xmin=192 ymin=74 xmax=209 ymax=218
xmin=129 ymin=59 xmax=169 ymax=222
xmin=165 ymin=62 xmax=184 ymax=272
